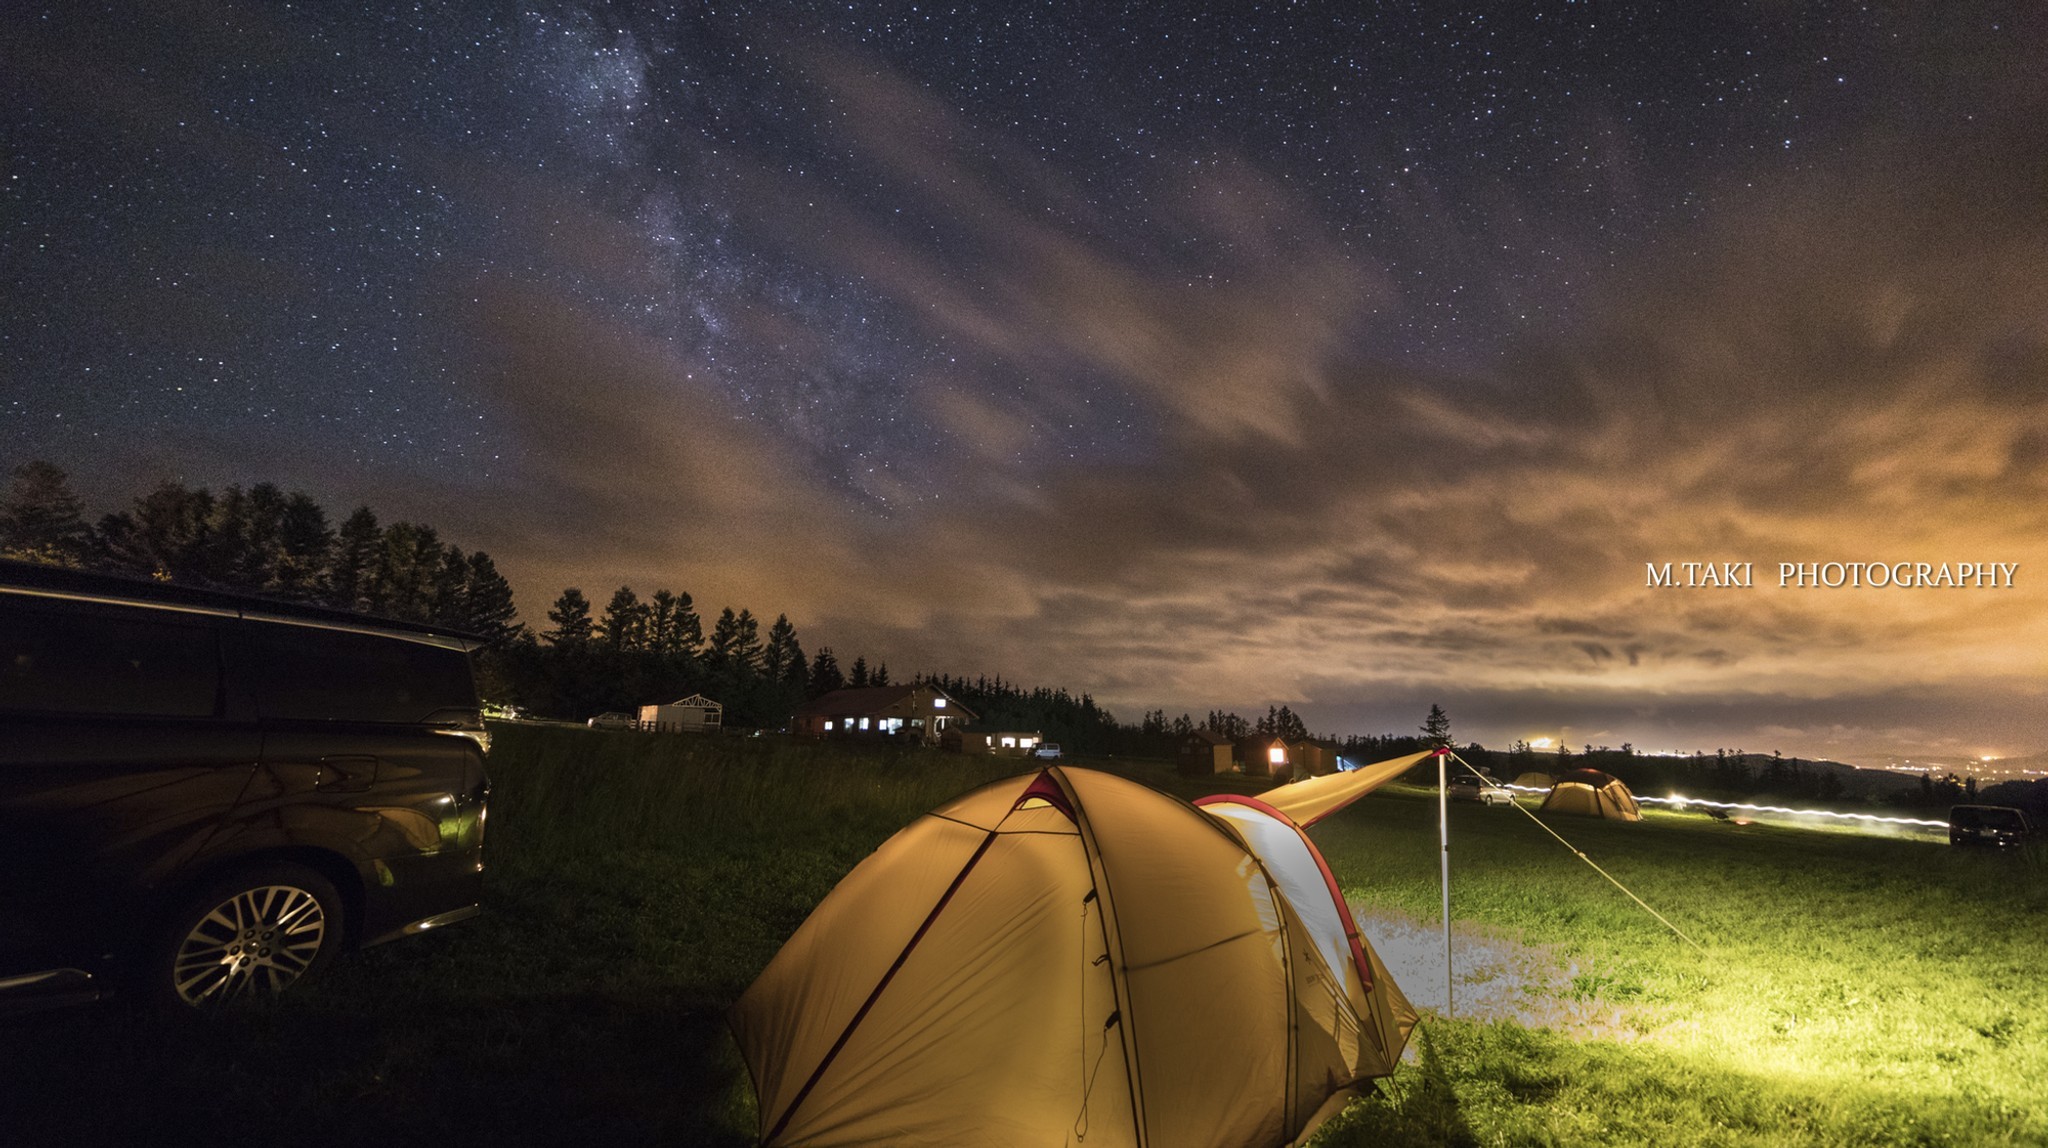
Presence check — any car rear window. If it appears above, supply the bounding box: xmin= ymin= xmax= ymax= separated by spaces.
xmin=240 ymin=621 xmax=477 ymax=723
xmin=0 ymin=601 xmax=223 ymax=718
xmin=1953 ymin=807 xmax=2024 ymax=831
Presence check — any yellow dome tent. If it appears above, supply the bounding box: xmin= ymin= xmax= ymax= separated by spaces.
xmin=731 ymin=757 xmax=1426 ymax=1147
xmin=1539 ymin=768 xmax=1643 ymax=821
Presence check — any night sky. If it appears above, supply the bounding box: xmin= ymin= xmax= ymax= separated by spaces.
xmin=6 ymin=2 xmax=2045 ymax=763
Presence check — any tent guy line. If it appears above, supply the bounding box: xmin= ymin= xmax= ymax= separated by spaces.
xmin=1448 ymin=752 xmax=1706 ymax=952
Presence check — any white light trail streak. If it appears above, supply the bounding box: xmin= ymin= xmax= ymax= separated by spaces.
xmin=1500 ymin=785 xmax=1948 ymax=828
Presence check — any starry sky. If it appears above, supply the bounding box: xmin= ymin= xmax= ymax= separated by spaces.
xmin=6 ymin=2 xmax=2046 ymax=763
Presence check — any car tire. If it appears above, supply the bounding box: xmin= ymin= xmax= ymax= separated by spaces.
xmin=143 ymin=862 xmax=344 ymax=1010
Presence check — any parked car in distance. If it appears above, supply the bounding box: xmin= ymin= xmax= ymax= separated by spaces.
xmin=0 ymin=560 xmax=491 ymax=1014
xmin=1034 ymin=742 xmax=1063 ymax=759
xmin=587 ymin=712 xmax=636 ymax=730
xmin=1948 ymin=804 xmax=2033 ymax=848
xmin=1449 ymin=772 xmax=1515 ymax=806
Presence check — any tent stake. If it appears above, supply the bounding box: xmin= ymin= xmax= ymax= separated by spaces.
xmin=1437 ymin=747 xmax=1452 ymax=1018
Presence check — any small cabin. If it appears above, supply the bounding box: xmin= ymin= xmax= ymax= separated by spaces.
xmin=1178 ymin=729 xmax=1235 ymax=775
xmin=1287 ymin=740 xmax=1340 ymax=779
xmin=1237 ymin=734 xmax=1292 ymax=779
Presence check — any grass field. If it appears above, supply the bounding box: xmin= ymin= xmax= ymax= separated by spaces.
xmin=3 ymin=727 xmax=2043 ymax=1146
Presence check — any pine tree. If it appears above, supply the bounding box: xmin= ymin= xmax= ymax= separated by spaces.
xmin=871 ymin=662 xmax=889 ymax=687
xmin=432 ymin=545 xmax=471 ymax=627
xmin=761 ymin=614 xmax=800 ymax=681
xmin=270 ymin=491 xmax=332 ymax=600
xmin=96 ymin=481 xmax=215 ymax=582
xmin=808 ymin=647 xmax=845 ymax=697
xmin=0 ymin=460 xmax=89 ymax=564
xmin=328 ymin=507 xmax=382 ymax=611
xmin=647 ymin=589 xmax=679 ymax=653
xmin=233 ymin=482 xmax=290 ymax=591
xmin=1422 ymin=704 xmax=1452 ymax=750
xmin=598 ymin=586 xmax=649 ymax=651
xmin=849 ymin=656 xmax=870 ymax=689
xmin=376 ymin=522 xmax=444 ymax=621
xmin=671 ymin=591 xmax=703 ymax=655
xmin=778 ymin=624 xmax=808 ymax=694
xmin=460 ymin=551 xmax=521 ymax=642
xmin=731 ymin=608 xmax=762 ymax=672
xmin=546 ymin=588 xmax=594 ymax=646
xmin=706 ymin=607 xmax=741 ymax=670
xmin=200 ymin=484 xmax=256 ymax=589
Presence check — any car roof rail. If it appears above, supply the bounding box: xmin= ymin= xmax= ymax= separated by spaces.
xmin=0 ymin=559 xmax=489 ymax=649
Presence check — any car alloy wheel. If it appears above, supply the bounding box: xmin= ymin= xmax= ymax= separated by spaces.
xmin=160 ymin=865 xmax=342 ymax=1008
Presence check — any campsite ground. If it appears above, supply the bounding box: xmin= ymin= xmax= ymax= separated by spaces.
xmin=3 ymin=728 xmax=2042 ymax=1146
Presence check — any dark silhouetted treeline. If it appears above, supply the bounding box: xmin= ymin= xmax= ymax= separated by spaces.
xmin=499 ymin=584 xmax=816 ymax=729
xmin=1979 ymin=778 xmax=2048 ymax=819
xmin=1 ymin=460 xmax=519 ymax=641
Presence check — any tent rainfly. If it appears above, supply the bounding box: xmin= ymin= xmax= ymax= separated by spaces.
xmin=1539 ymin=768 xmax=1643 ymax=821
xmin=730 ymin=756 xmax=1427 ymax=1147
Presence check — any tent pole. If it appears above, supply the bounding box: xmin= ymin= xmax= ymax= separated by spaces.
xmin=1437 ymin=747 xmax=1452 ymax=1019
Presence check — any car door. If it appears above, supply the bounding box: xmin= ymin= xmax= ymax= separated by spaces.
xmin=216 ymin=619 xmax=488 ymax=946
xmin=0 ymin=597 xmax=262 ymax=984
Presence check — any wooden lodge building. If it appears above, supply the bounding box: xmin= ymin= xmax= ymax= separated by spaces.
xmin=791 ymin=684 xmax=977 ymax=746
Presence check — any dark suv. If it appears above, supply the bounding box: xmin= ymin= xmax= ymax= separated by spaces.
xmin=0 ymin=560 xmax=490 ymax=1012
xmin=1948 ymin=803 xmax=2033 ymax=848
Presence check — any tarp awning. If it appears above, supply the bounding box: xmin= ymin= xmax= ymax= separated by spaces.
xmin=1256 ymin=751 xmax=1432 ymax=827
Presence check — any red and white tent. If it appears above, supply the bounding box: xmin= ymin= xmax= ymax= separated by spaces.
xmin=731 ymin=755 xmax=1428 ymax=1147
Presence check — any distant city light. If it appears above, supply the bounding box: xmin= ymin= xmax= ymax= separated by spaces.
xmin=1530 ymin=737 xmax=1553 ymax=749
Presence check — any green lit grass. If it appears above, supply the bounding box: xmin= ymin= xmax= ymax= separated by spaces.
xmin=1309 ymin=789 xmax=2048 ymax=1147
xmin=2 ymin=729 xmax=2041 ymax=1146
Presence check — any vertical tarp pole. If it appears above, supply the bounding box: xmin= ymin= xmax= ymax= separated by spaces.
xmin=1437 ymin=747 xmax=1452 ymax=1018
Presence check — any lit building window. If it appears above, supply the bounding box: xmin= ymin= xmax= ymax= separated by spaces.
xmin=934 ymin=698 xmax=946 ymax=708
xmin=859 ymin=717 xmax=871 ymax=730
xmin=1021 ymin=738 xmax=1036 ymax=748
xmin=1269 ymin=747 xmax=1287 ymax=765
xmin=1000 ymin=737 xmax=1016 ymax=747
xmin=824 ymin=720 xmax=834 ymax=731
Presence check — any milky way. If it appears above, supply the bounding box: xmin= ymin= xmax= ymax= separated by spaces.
xmin=5 ymin=3 xmax=2046 ymax=760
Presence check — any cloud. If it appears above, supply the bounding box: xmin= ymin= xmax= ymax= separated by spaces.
xmin=423 ymin=48 xmax=2048 ymax=763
